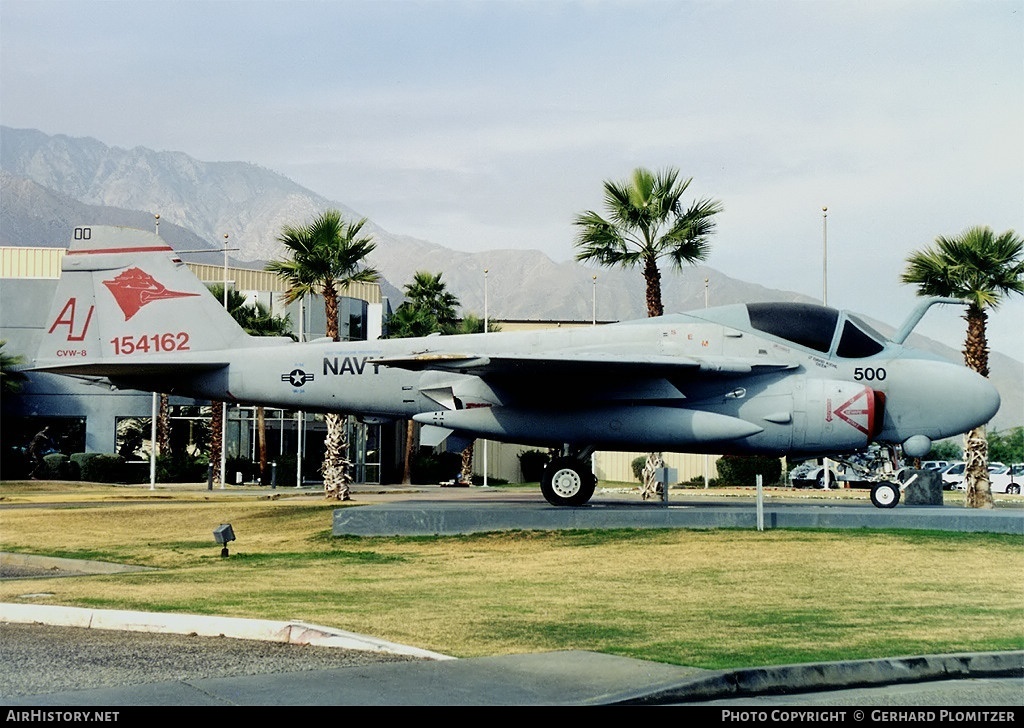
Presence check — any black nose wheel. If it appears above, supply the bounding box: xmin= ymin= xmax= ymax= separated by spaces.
xmin=870 ymin=482 xmax=900 ymax=508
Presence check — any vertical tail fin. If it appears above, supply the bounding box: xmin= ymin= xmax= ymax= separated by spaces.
xmin=34 ymin=225 xmax=252 ymax=371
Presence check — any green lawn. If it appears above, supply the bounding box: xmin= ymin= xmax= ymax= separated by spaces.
xmin=1 ymin=481 xmax=1021 ymax=668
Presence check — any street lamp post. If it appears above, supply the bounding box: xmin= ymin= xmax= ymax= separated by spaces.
xmin=704 ymin=276 xmax=710 ymax=489
xmin=297 ymin=292 xmax=305 ymax=489
xmin=482 ymin=268 xmax=488 ymax=487
xmin=592 ymin=275 xmax=597 ymax=325
xmin=822 ymin=206 xmax=828 ymax=306
xmin=221 ymin=233 xmax=229 ymax=489
xmin=150 ymin=213 xmax=161 ymax=491
xmin=821 ymin=208 xmax=832 ymax=490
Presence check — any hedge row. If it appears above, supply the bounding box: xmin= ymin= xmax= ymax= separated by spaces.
xmin=24 ymin=453 xmax=211 ymax=484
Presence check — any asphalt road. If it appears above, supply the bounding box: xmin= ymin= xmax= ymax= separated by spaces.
xmin=1 ymin=621 xmax=1021 ymax=707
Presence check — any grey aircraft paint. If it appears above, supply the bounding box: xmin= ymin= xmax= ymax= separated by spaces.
xmin=32 ymin=226 xmax=1000 ymax=508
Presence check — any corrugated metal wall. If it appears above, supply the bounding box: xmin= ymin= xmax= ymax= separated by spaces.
xmin=0 ymin=248 xmax=381 ymax=305
xmin=594 ymin=451 xmax=720 ymax=484
xmin=471 ymin=445 xmax=722 ymax=485
xmin=187 ymin=262 xmax=382 ymax=303
xmin=0 ymin=247 xmax=65 ymax=278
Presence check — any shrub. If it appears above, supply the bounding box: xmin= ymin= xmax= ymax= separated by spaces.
xmin=411 ymin=450 xmax=463 ymax=484
xmin=518 ymin=450 xmax=550 ymax=482
xmin=40 ymin=453 xmax=75 ymax=480
xmin=715 ymin=455 xmax=783 ymax=486
xmin=683 ymin=474 xmax=718 ymax=488
xmin=80 ymin=454 xmax=127 ymax=483
xmin=70 ymin=452 xmax=106 ymax=480
xmin=631 ymin=456 xmax=647 ymax=482
xmin=156 ymin=454 xmax=209 ymax=483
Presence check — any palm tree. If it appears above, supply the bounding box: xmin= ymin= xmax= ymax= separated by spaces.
xmin=386 ymin=304 xmax=436 ymax=339
xmin=1 ymin=341 xmax=28 ymax=395
xmin=404 ymin=271 xmax=461 ymax=333
xmin=574 ymin=166 xmax=723 ymax=317
xmin=902 ymin=225 xmax=1024 ymax=508
xmin=386 ymin=271 xmax=476 ymax=484
xmin=267 ymin=210 xmax=379 ymax=500
xmin=208 ymin=285 xmax=293 ymax=484
xmin=453 ymin=312 xmax=500 ymax=335
xmin=575 ymin=167 xmax=722 ymax=495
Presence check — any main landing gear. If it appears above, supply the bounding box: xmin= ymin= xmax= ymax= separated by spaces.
xmin=540 ymin=448 xmax=596 ymax=507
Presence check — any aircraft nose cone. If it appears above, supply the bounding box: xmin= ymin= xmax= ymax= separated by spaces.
xmin=958 ymin=367 xmax=1001 ymax=431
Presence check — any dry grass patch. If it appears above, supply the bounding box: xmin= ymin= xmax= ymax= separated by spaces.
xmin=0 ymin=496 xmax=1020 ymax=668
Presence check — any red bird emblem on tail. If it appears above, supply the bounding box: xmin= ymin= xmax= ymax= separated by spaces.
xmin=102 ymin=267 xmax=200 ymax=321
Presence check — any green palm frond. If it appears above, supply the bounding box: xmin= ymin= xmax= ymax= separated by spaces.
xmin=903 ymin=226 xmax=1024 ymax=310
xmin=1 ymin=340 xmax=28 ymax=394
xmin=574 ymin=166 xmax=722 ymax=281
xmin=266 ymin=209 xmax=380 ymax=307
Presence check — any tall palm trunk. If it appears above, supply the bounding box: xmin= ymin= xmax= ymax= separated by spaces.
xmin=209 ymin=400 xmax=223 ymax=485
xmin=461 ymin=441 xmax=475 ymax=484
xmin=257 ymin=406 xmax=267 ymax=484
xmin=962 ymin=303 xmax=993 ymax=508
xmin=402 ymin=419 xmax=415 ymax=484
xmin=321 ymin=284 xmax=352 ymax=500
xmin=963 ymin=426 xmax=992 ymax=509
xmin=157 ymin=394 xmax=171 ymax=457
xmin=640 ymin=452 xmax=666 ymax=500
xmin=322 ymin=412 xmax=351 ymax=499
xmin=643 ymin=256 xmax=664 ymax=317
xmin=642 ymin=257 xmax=665 ymax=494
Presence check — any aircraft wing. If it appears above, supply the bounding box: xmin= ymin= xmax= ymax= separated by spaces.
xmin=375 ymin=351 xmax=794 ymax=377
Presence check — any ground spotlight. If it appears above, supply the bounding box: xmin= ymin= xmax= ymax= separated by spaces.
xmin=213 ymin=523 xmax=235 ymax=558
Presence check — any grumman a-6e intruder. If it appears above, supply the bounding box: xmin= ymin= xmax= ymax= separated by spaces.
xmin=33 ymin=226 xmax=1001 ymax=508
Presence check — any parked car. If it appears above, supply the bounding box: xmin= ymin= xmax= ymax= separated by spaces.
xmin=1010 ymin=464 xmax=1024 ymax=495
xmin=988 ymin=462 xmax=1022 ymax=495
xmin=922 ymin=460 xmax=951 ymax=471
xmin=939 ymin=462 xmax=966 ymax=490
xmin=943 ymin=462 xmax=1023 ymax=494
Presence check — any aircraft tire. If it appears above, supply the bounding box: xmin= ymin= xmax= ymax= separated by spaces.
xmin=870 ymin=482 xmax=900 ymax=509
xmin=541 ymin=458 xmax=596 ymax=507
xmin=815 ymin=470 xmax=837 ymax=489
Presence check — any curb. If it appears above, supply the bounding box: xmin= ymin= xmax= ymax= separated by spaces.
xmin=0 ymin=602 xmax=454 ymax=661
xmin=611 ymin=651 xmax=1024 ymax=705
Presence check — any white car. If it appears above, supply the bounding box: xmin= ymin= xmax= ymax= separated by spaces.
xmin=989 ymin=463 xmax=1022 ymax=495
xmin=939 ymin=462 xmax=966 ymax=490
xmin=944 ymin=462 xmax=1023 ymax=494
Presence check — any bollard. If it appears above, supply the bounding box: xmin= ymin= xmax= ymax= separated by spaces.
xmin=756 ymin=474 xmax=764 ymax=531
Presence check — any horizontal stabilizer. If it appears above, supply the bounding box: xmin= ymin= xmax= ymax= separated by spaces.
xmin=30 ymin=359 xmax=228 ymax=378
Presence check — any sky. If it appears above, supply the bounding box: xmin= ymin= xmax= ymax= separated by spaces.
xmin=1 ymin=0 xmax=1022 ymax=362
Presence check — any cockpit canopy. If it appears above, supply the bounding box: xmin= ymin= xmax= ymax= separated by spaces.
xmin=746 ymin=303 xmax=886 ymax=358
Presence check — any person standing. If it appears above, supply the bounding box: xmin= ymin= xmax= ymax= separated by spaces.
xmin=28 ymin=426 xmax=56 ymax=479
